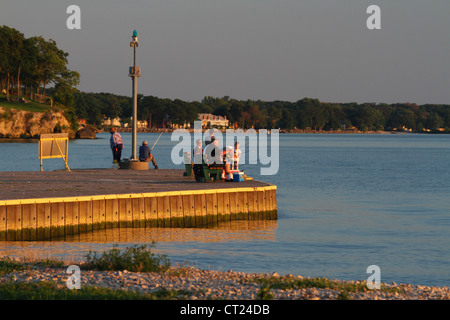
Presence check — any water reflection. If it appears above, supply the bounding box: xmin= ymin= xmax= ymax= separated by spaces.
xmin=0 ymin=220 xmax=277 ymax=262
xmin=68 ymin=220 xmax=277 ymax=243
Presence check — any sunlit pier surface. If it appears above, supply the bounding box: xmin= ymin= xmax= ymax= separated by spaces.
xmin=0 ymin=169 xmax=277 ymax=240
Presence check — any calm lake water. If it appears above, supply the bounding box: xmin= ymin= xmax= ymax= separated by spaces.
xmin=1 ymin=132 xmax=449 ymax=287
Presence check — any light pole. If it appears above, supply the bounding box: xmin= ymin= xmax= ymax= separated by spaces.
xmin=129 ymin=29 xmax=141 ymax=160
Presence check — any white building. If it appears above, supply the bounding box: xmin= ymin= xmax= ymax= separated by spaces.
xmin=102 ymin=117 xmax=122 ymax=127
xmin=137 ymin=120 xmax=148 ymax=129
xmin=198 ymin=113 xmax=229 ymax=128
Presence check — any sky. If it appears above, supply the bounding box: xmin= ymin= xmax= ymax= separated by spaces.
xmin=1 ymin=0 xmax=449 ymax=105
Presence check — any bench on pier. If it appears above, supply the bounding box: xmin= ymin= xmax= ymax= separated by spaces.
xmin=183 ymin=152 xmax=223 ymax=182
xmin=201 ymin=162 xmax=223 ymax=182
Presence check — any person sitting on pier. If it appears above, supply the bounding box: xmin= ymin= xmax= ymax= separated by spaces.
xmin=139 ymin=140 xmax=158 ymax=169
xmin=223 ymin=146 xmax=235 ymax=180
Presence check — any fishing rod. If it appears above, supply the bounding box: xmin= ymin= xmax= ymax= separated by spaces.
xmin=151 ymin=132 xmax=163 ymax=151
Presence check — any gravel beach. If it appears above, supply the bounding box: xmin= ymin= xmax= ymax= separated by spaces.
xmin=1 ymin=264 xmax=449 ymax=300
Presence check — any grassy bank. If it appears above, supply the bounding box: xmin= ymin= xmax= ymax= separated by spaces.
xmin=0 ymin=95 xmax=59 ymax=113
xmin=0 ymin=281 xmax=192 ymax=300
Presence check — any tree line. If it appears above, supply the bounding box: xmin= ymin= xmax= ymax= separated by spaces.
xmin=1 ymin=26 xmax=448 ymax=133
xmin=0 ymin=25 xmax=80 ymax=107
xmin=73 ymin=93 xmax=450 ymax=133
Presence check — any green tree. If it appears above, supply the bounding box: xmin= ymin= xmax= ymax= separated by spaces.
xmin=0 ymin=26 xmax=79 ymax=108
xmin=425 ymin=112 xmax=444 ymax=131
xmin=35 ymin=37 xmax=69 ymax=95
xmin=388 ymin=107 xmax=416 ymax=131
xmin=0 ymin=26 xmax=25 ymax=100
xmin=53 ymin=70 xmax=80 ymax=107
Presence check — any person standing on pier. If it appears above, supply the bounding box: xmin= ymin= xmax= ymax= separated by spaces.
xmin=110 ymin=128 xmax=124 ymax=163
xmin=233 ymin=141 xmax=241 ymax=170
xmin=192 ymin=139 xmax=204 ymax=182
xmin=204 ymin=138 xmax=221 ymax=166
xmin=204 ymin=129 xmax=215 ymax=146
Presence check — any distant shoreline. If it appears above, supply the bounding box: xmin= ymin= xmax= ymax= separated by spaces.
xmin=0 ymin=128 xmax=447 ymax=142
xmin=96 ymin=127 xmax=448 ymax=135
xmin=0 ymin=138 xmax=39 ymax=143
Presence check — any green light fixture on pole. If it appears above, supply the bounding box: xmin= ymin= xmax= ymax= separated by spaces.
xmin=129 ymin=29 xmax=141 ymax=160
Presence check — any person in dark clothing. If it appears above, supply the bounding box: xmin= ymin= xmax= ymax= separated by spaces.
xmin=203 ymin=138 xmax=221 ymax=166
xmin=204 ymin=129 xmax=215 ymax=146
xmin=192 ymin=139 xmax=204 ymax=182
xmin=110 ymin=128 xmax=124 ymax=163
xmin=139 ymin=140 xmax=158 ymax=169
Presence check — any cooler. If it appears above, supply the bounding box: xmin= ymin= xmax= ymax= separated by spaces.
xmin=233 ymin=172 xmax=244 ymax=182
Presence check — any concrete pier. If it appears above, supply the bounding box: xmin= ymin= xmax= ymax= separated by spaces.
xmin=0 ymin=169 xmax=277 ymax=240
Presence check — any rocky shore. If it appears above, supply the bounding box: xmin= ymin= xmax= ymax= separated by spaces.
xmin=0 ymin=107 xmax=74 ymax=139
xmin=1 ymin=264 xmax=449 ymax=300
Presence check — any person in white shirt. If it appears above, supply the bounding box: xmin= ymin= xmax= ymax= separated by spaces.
xmin=233 ymin=141 xmax=241 ymax=170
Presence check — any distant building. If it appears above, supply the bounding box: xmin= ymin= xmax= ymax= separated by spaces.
xmin=395 ymin=126 xmax=412 ymax=132
xmin=137 ymin=120 xmax=148 ymax=129
xmin=102 ymin=117 xmax=122 ymax=127
xmin=170 ymin=122 xmax=191 ymax=129
xmin=198 ymin=113 xmax=229 ymax=128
